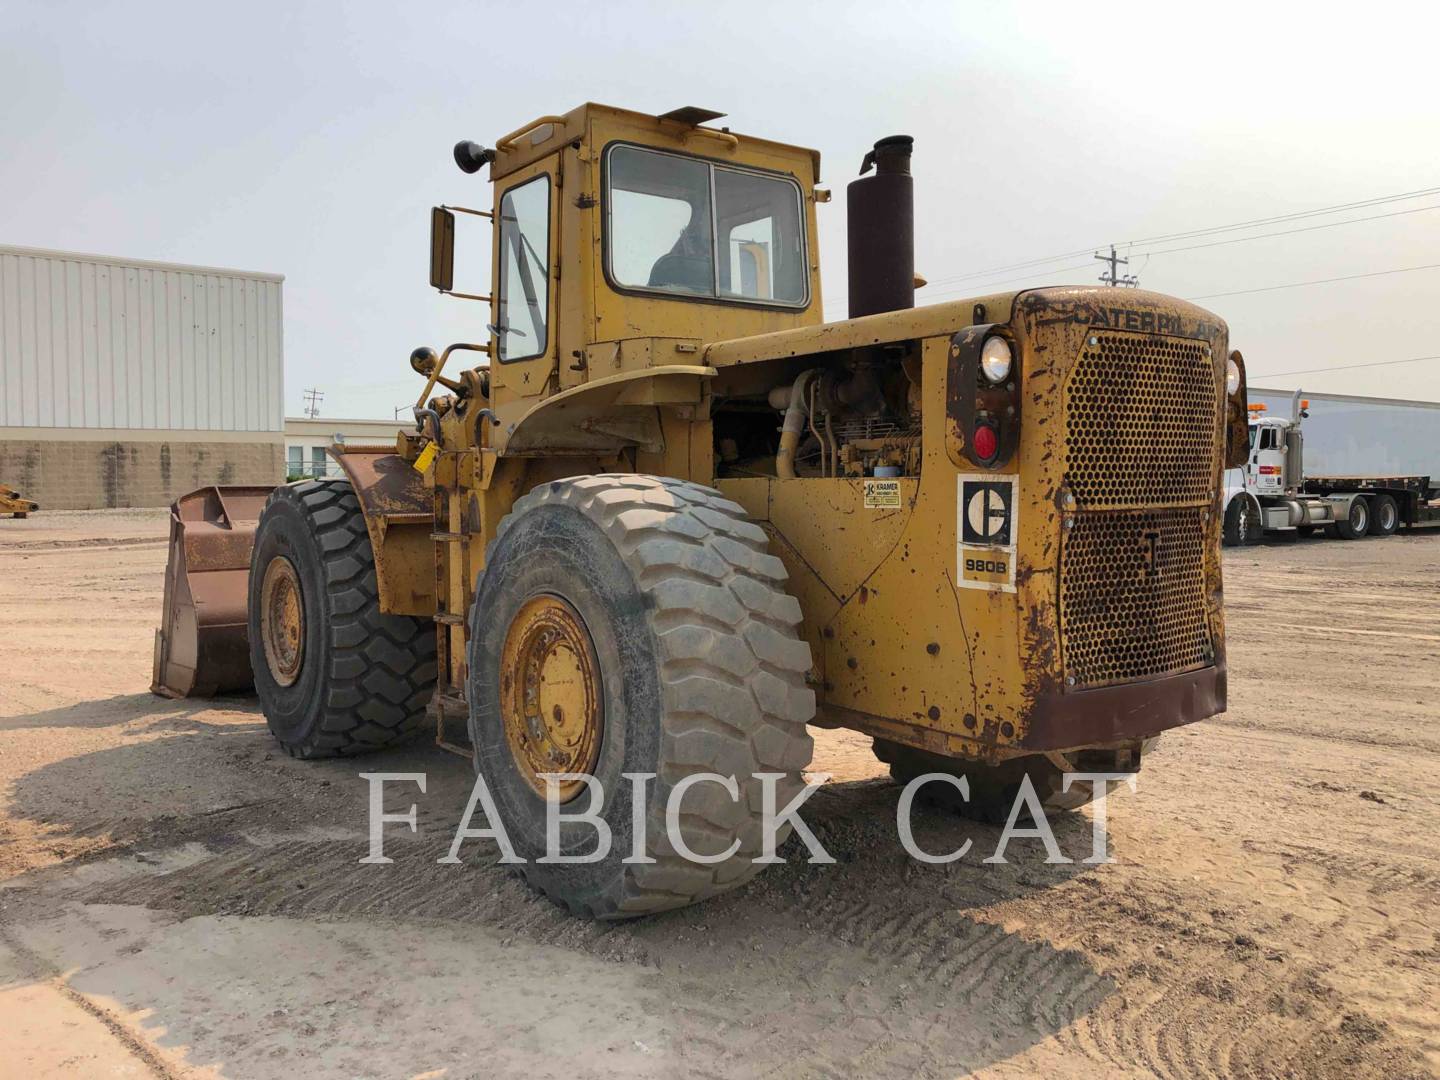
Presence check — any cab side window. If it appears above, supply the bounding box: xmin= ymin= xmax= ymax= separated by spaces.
xmin=496 ymin=175 xmax=551 ymax=362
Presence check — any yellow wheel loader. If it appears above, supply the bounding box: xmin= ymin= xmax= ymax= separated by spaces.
xmin=0 ymin=484 xmax=38 ymax=518
xmin=153 ymin=103 xmax=1250 ymax=916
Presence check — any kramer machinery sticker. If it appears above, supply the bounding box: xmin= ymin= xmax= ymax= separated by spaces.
xmin=957 ymin=474 xmax=1017 ymax=592
xmin=863 ymin=478 xmax=902 ymax=509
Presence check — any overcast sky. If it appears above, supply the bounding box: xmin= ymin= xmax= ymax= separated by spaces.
xmin=5 ymin=1 xmax=1439 ymax=418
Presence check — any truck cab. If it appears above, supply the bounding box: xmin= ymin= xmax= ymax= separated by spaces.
xmin=1222 ymin=394 xmax=1368 ymax=543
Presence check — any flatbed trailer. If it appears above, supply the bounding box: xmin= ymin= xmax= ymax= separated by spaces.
xmin=1303 ymin=475 xmax=1440 ymax=529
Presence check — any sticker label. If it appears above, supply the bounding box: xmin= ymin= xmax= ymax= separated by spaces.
xmin=412 ymin=441 xmax=438 ymax=473
xmin=863 ymin=478 xmax=902 ymax=509
xmin=957 ymin=474 xmax=1017 ymax=592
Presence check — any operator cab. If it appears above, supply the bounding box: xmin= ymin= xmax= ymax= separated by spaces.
xmin=429 ymin=103 xmax=826 ymax=415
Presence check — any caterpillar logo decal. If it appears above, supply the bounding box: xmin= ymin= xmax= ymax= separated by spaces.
xmin=956 ymin=474 xmax=1017 ymax=592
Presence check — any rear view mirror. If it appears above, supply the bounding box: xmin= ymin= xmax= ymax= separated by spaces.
xmin=430 ymin=207 xmax=456 ymax=292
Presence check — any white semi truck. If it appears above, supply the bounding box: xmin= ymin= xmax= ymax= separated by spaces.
xmin=1222 ymin=390 xmax=1440 ymax=545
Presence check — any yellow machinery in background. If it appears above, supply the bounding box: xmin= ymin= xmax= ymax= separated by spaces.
xmin=0 ymin=484 xmax=38 ymax=518
xmin=154 ymin=104 xmax=1249 ymax=917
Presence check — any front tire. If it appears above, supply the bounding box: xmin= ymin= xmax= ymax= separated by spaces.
xmin=1223 ymin=497 xmax=1260 ymax=547
xmin=249 ymin=480 xmax=437 ymax=758
xmin=469 ymin=475 xmax=816 ymax=919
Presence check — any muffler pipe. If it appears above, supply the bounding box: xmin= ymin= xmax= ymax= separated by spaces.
xmin=847 ymin=135 xmax=915 ymax=319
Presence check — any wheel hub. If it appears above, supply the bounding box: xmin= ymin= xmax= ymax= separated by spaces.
xmin=500 ymin=595 xmax=602 ymax=802
xmin=259 ymin=556 xmax=305 ymax=687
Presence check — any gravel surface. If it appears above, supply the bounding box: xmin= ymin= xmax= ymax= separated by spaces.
xmin=1 ymin=510 xmax=1436 ymax=1078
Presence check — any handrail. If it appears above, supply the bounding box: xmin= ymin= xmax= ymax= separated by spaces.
xmin=682 ymin=126 xmax=739 ymax=151
xmin=415 ymin=342 xmax=491 ymax=409
xmin=496 ymin=115 xmax=567 ymax=152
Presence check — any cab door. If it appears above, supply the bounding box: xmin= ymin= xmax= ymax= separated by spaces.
xmin=489 ymin=156 xmax=560 ymax=410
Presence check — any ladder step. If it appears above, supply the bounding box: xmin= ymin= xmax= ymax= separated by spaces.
xmin=433 ymin=613 xmax=466 ymax=626
xmin=430 ymin=532 xmax=471 ymax=542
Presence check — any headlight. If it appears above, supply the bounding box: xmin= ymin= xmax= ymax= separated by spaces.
xmin=1226 ymin=356 xmax=1241 ymax=395
xmin=980 ymin=337 xmax=1013 ymax=384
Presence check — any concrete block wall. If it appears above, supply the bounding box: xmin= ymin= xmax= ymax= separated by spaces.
xmin=0 ymin=437 xmax=284 ymax=509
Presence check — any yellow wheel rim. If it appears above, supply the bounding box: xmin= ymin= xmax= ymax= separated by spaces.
xmin=500 ymin=595 xmax=603 ymax=802
xmin=259 ymin=555 xmax=305 ymax=687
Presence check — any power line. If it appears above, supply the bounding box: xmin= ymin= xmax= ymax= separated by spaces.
xmin=922 ymin=203 xmax=1440 ymax=300
xmin=1123 ymin=185 xmax=1440 ymax=246
xmin=1186 ymin=262 xmax=1440 ymax=301
xmin=914 ymin=183 xmax=1440 ymax=291
xmin=920 ymin=260 xmax=1098 ymax=300
xmin=1250 ymin=354 xmax=1440 ymax=380
xmin=1139 ymin=202 xmax=1440 ymax=257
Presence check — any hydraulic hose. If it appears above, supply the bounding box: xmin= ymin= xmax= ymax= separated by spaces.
xmin=775 ymin=370 xmax=821 ymax=479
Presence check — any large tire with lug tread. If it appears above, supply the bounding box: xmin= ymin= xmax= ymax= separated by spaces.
xmin=1334 ymin=496 xmax=1370 ymax=540
xmin=468 ymin=474 xmax=815 ymax=919
xmin=873 ymin=740 xmax=1093 ymax=825
xmin=1368 ymin=494 xmax=1399 ymax=537
xmin=1222 ymin=496 xmax=1260 ymax=547
xmin=249 ymin=479 xmax=437 ymax=758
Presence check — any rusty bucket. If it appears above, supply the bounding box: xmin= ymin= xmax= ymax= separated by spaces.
xmin=151 ymin=485 xmax=275 ymax=698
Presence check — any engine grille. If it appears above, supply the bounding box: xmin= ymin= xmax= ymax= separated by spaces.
xmin=1065 ymin=333 xmax=1218 ymax=509
xmin=1060 ymin=507 xmax=1213 ymax=689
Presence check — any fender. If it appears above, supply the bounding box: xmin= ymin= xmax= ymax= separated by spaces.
xmin=499 ymin=365 xmax=716 ymax=455
xmin=327 ymin=447 xmax=437 ymax=616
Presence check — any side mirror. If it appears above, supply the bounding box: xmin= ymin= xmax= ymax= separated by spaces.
xmin=410 ymin=346 xmax=439 ymax=376
xmin=429 ymin=207 xmax=456 ymax=292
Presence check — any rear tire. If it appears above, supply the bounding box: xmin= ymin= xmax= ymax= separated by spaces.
xmin=469 ymin=474 xmax=815 ymax=918
xmin=249 ymin=479 xmax=436 ymax=758
xmin=1223 ymin=497 xmax=1260 ymax=547
xmin=873 ymin=741 xmax=1093 ymax=825
xmin=1368 ymin=494 xmax=1399 ymax=537
xmin=1334 ymin=497 xmax=1370 ymax=540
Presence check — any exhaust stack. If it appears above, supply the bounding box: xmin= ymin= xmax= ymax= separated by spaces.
xmin=847 ymin=135 xmax=915 ymax=319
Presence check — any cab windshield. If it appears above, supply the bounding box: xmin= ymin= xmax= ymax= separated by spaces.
xmin=605 ymin=145 xmax=809 ymax=307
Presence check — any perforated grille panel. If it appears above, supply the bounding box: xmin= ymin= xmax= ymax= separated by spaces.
xmin=1061 ymin=507 xmax=1213 ymax=689
xmin=1065 ymin=334 xmax=1218 ymax=509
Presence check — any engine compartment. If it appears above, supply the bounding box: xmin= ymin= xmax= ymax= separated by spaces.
xmin=711 ymin=343 xmax=925 ymax=481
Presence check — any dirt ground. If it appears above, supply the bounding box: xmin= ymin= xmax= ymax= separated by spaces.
xmin=1 ymin=510 xmax=1436 ymax=1079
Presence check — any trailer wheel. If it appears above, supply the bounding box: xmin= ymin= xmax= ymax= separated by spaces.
xmin=249 ymin=479 xmax=437 ymax=758
xmin=1223 ymin=497 xmax=1260 ymax=547
xmin=468 ymin=475 xmax=815 ymax=918
xmin=1334 ymin=496 xmax=1370 ymax=540
xmin=1368 ymin=494 xmax=1399 ymax=537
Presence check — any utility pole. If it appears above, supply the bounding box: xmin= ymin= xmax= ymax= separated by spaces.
xmin=302 ymin=388 xmax=324 ymax=419
xmin=1094 ymin=244 xmax=1138 ymax=288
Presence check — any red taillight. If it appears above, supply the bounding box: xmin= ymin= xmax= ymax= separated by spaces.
xmin=972 ymin=422 xmax=998 ymax=462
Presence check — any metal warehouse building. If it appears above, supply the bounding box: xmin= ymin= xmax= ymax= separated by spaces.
xmin=0 ymin=244 xmax=285 ymax=509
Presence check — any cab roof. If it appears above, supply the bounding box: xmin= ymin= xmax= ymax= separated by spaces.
xmin=488 ymin=103 xmax=822 ymax=182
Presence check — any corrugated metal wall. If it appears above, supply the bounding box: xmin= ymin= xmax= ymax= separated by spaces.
xmin=0 ymin=245 xmax=283 ymax=432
